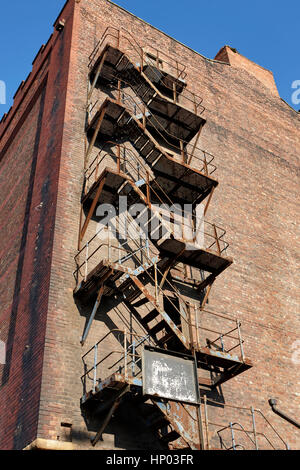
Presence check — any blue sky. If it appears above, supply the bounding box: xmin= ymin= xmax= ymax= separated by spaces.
xmin=0 ymin=0 xmax=299 ymax=117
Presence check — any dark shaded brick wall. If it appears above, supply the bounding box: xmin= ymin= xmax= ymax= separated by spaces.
xmin=0 ymin=0 xmax=76 ymax=450
xmin=0 ymin=0 xmax=299 ymax=450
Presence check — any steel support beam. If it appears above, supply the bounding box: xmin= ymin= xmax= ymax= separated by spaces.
xmin=80 ymin=175 xmax=106 ymax=242
xmin=91 ymin=385 xmax=130 ymax=446
xmin=81 ymin=285 xmax=104 ymax=346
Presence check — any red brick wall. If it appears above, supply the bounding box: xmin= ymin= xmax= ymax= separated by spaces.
xmin=0 ymin=0 xmax=299 ymax=450
xmin=48 ymin=0 xmax=299 ymax=449
xmin=0 ymin=0 xmax=76 ymax=450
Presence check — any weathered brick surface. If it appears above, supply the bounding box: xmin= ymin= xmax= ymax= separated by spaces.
xmin=0 ymin=0 xmax=76 ymax=450
xmin=0 ymin=0 xmax=299 ymax=450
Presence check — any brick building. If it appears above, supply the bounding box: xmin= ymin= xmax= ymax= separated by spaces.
xmin=0 ymin=0 xmax=299 ymax=450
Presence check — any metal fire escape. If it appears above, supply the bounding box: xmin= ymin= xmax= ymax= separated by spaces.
xmin=73 ymin=27 xmax=259 ymax=449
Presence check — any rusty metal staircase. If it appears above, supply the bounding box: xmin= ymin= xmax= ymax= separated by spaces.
xmin=86 ymin=94 xmax=216 ymax=206
xmin=88 ymin=27 xmax=205 ymax=143
xmin=81 ymin=331 xmax=202 ymax=448
xmin=116 ymin=271 xmax=191 ymax=352
xmin=76 ymin=27 xmax=255 ymax=450
xmin=81 ymin=165 xmax=232 ymax=274
xmin=138 ymin=399 xmax=200 ymax=450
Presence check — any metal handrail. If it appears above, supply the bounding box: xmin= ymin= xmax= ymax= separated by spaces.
xmin=80 ymin=142 xmax=228 ymax=257
xmin=85 ymin=142 xmax=216 ymax=203
xmin=81 ymin=329 xmax=153 ymax=394
xmin=89 ymin=26 xmax=187 ymax=80
xmin=88 ymin=26 xmax=204 ymax=115
xmin=255 ymin=409 xmax=290 ymax=450
xmin=208 ymin=324 xmax=240 ymax=350
xmin=75 ymin=232 xmax=237 ymax=358
xmin=74 ymin=230 xmax=157 ymax=282
xmin=85 ymin=147 xmax=174 ymax=207
xmin=202 ymin=397 xmax=290 ymax=450
xmin=192 ymin=309 xmax=245 ymax=361
xmin=217 ymin=421 xmax=256 ymax=450
xmin=75 ymin=207 xmax=229 ymax=270
xmin=89 ymin=76 xmax=210 ymax=173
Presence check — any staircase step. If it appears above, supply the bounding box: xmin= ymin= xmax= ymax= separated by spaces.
xmin=143 ymin=308 xmax=159 ymax=324
xmin=126 ymin=291 xmax=141 ymax=303
xmin=132 ymin=297 xmax=150 ymax=308
xmin=149 ymin=320 xmax=166 ymax=336
xmin=157 ymin=331 xmax=174 ymax=346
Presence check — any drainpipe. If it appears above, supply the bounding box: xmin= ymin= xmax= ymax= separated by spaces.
xmin=268 ymin=399 xmax=300 ymax=429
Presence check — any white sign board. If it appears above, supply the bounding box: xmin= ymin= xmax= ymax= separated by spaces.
xmin=142 ymin=348 xmax=198 ymax=404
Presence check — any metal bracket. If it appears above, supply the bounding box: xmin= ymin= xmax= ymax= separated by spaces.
xmin=91 ymin=385 xmax=130 ymax=446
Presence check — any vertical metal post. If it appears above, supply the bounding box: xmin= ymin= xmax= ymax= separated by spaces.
xmin=85 ymin=242 xmax=89 ymax=282
xmin=220 ymin=335 xmax=224 ymax=352
xmin=229 ymin=422 xmax=236 ymax=450
xmin=117 ymin=80 xmax=121 ymax=103
xmin=95 ymin=152 xmax=100 ymax=182
xmin=124 ymin=329 xmax=128 ymax=380
xmin=203 ymin=152 xmax=208 ymax=175
xmin=195 ymin=305 xmax=200 ymax=349
xmin=187 ymin=304 xmax=193 ymax=349
xmin=108 ymin=226 xmax=111 ymax=261
xmin=213 ymin=224 xmax=221 ymax=255
xmin=251 ymin=407 xmax=259 ymax=450
xmin=132 ymin=340 xmax=136 ymax=377
xmin=93 ymin=344 xmax=98 ymax=394
xmin=173 ymin=82 xmax=177 ymax=103
xmin=237 ymin=320 xmax=245 ymax=361
xmin=146 ymin=172 xmax=151 ymax=206
xmin=180 ymin=140 xmax=185 ymax=163
xmin=83 ymin=362 xmax=88 ymax=396
xmin=204 ymin=395 xmax=210 ymax=450
xmin=154 ymin=262 xmax=158 ymax=304
xmin=193 ymin=350 xmax=205 ymax=450
xmin=117 ymin=144 xmax=121 ymax=173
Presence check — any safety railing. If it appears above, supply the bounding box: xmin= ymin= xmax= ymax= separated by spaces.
xmin=82 ymin=139 xmax=227 ymax=259
xmin=81 ymin=329 xmax=153 ymax=396
xmin=74 ymin=226 xmax=191 ymax=346
xmin=202 ymin=397 xmax=290 ymax=450
xmin=88 ymin=26 xmax=204 ymax=116
xmin=75 ymin=224 xmax=193 ymax=345
xmin=84 ymin=144 xmax=173 ymax=204
xmin=85 ymin=142 xmax=216 ymax=204
xmin=89 ymin=27 xmax=186 ymax=79
xmin=74 ymin=225 xmax=158 ymax=285
xmin=75 ymin=195 xmax=229 ymax=289
xmin=88 ymin=79 xmax=213 ymax=174
xmin=81 ymin=311 xmax=249 ymax=398
xmin=217 ymin=422 xmax=254 ymax=450
xmin=190 ymin=307 xmax=245 ymax=362
xmin=75 ymin=221 xmax=234 ymax=362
